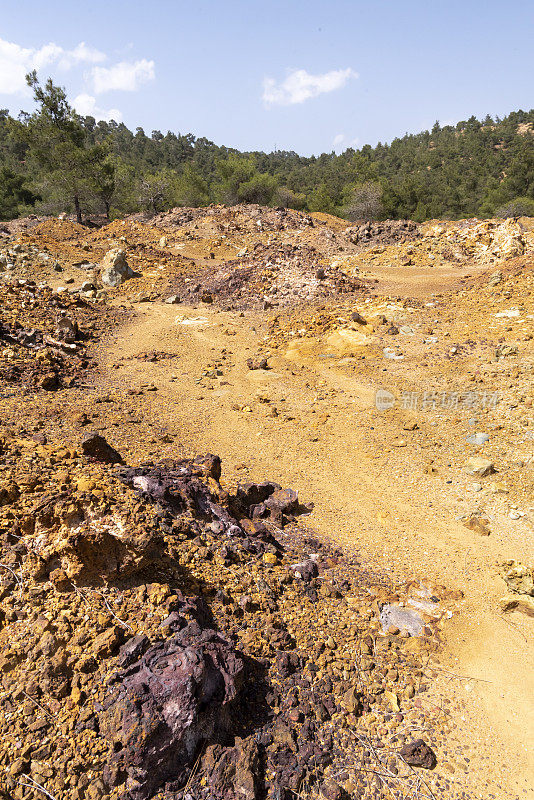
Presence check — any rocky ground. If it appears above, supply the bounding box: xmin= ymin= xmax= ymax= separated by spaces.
xmin=0 ymin=205 xmax=533 ymax=800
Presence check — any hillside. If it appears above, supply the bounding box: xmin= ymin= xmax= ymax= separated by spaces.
xmin=1 ymin=94 xmax=533 ymax=223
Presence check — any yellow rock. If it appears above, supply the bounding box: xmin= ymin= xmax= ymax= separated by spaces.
xmin=263 ymin=552 xmax=278 ymax=566
xmin=488 ymin=480 xmax=508 ymax=493
xmin=148 ymin=583 xmax=171 ymax=605
xmin=71 ymin=686 xmax=85 ymax=705
xmin=383 ymin=690 xmax=400 ymax=711
xmin=77 ymin=478 xmax=96 ymax=493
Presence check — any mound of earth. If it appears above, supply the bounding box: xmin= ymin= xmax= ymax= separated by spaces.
xmin=0 ymin=428 xmax=455 ymax=800
xmin=127 ymin=203 xmax=317 ymax=233
xmin=346 ymin=219 xmax=420 ymax=249
xmin=165 ymin=240 xmax=367 ymax=310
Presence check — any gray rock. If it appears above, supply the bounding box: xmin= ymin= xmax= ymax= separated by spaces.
xmin=380 ymin=604 xmax=424 ymax=636
xmin=165 ymin=295 xmax=181 ymax=304
xmin=101 ymin=248 xmax=135 ymax=288
xmin=466 ymin=432 xmax=490 ymax=445
xmin=383 ymin=347 xmax=404 ymax=360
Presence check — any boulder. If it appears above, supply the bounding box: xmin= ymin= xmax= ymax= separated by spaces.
xmin=100 ymin=622 xmax=244 ymax=799
xmin=100 ymin=249 xmax=135 ymax=288
xmin=27 ymin=499 xmax=163 ymax=584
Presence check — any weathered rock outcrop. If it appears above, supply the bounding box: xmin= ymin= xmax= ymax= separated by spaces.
xmin=100 ymin=620 xmax=244 ymax=800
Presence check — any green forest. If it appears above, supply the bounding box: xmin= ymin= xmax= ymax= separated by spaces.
xmin=1 ymin=74 xmax=533 ymax=223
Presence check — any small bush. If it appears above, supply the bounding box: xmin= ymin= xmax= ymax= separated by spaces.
xmin=495 ymin=196 xmax=534 ymax=218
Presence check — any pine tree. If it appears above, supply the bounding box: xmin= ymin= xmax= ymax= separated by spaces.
xmin=17 ymin=72 xmax=111 ymax=223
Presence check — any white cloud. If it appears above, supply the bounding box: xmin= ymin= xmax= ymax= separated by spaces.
xmin=58 ymin=42 xmax=106 ymax=69
xmin=0 ymin=37 xmax=106 ymax=95
xmin=90 ymin=59 xmax=155 ymax=94
xmin=73 ymin=93 xmax=122 ymax=122
xmin=332 ymin=133 xmax=360 ymax=152
xmin=263 ymin=67 xmax=358 ymax=107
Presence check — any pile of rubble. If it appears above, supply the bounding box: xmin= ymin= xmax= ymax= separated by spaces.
xmin=0 ymin=429 xmax=458 ymax=800
xmin=7 ymin=208 xmax=529 ymax=315
xmin=166 ymin=241 xmax=366 ymax=310
xmin=129 ymin=204 xmax=317 ymax=234
xmin=425 ymin=218 xmax=527 ymax=262
xmin=346 ymin=220 xmax=420 ymax=250
xmin=0 ymin=280 xmax=115 ymax=392
xmin=348 ymin=216 xmax=532 ymax=272
xmin=0 ymin=214 xmax=52 ymax=238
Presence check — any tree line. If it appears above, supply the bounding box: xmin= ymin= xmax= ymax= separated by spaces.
xmin=0 ymin=73 xmax=533 ymax=223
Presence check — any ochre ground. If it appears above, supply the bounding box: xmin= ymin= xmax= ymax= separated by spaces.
xmin=2 ymin=208 xmax=533 ymax=798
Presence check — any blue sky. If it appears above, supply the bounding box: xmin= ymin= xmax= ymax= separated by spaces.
xmin=1 ymin=0 xmax=532 ymax=155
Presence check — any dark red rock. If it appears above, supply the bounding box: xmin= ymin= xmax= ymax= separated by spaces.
xmin=100 ymin=622 xmax=244 ymax=800
xmin=399 ymin=739 xmax=437 ymax=769
xmin=289 ymin=559 xmax=318 ymax=582
xmin=81 ymin=433 xmax=123 ymax=464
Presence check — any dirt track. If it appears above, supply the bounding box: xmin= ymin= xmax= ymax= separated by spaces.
xmin=96 ymin=266 xmax=533 ymax=798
